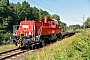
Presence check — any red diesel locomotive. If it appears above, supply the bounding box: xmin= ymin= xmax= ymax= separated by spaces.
xmin=10 ymin=18 xmax=62 ymax=47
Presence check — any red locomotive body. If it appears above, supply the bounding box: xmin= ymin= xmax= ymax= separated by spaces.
xmin=11 ymin=18 xmax=62 ymax=47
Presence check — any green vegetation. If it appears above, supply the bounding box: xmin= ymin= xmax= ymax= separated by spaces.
xmin=84 ymin=17 xmax=90 ymax=28
xmin=0 ymin=44 xmax=17 ymax=52
xmin=67 ymin=24 xmax=81 ymax=31
xmin=0 ymin=32 xmax=12 ymax=45
xmin=23 ymin=28 xmax=90 ymax=60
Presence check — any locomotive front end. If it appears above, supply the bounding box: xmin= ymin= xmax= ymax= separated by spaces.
xmin=10 ymin=20 xmax=35 ymax=47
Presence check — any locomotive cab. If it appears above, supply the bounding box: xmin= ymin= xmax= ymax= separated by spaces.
xmin=41 ymin=18 xmax=59 ymax=25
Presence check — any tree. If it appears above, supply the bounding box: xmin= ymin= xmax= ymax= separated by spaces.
xmin=68 ymin=24 xmax=81 ymax=31
xmin=11 ymin=2 xmax=22 ymax=24
xmin=42 ymin=11 xmax=50 ymax=18
xmin=0 ymin=0 xmax=9 ymax=6
xmin=51 ymin=14 xmax=60 ymax=20
xmin=39 ymin=9 xmax=43 ymax=20
xmin=61 ymin=22 xmax=67 ymax=32
xmin=21 ymin=1 xmax=31 ymax=20
xmin=84 ymin=17 xmax=90 ymax=28
xmin=0 ymin=0 xmax=14 ymax=44
xmin=0 ymin=0 xmax=11 ymax=32
xmin=30 ymin=7 xmax=39 ymax=20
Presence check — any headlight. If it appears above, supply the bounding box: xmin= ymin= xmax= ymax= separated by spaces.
xmin=29 ymin=32 xmax=31 ymax=35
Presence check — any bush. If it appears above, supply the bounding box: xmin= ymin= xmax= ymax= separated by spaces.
xmin=0 ymin=32 xmax=12 ymax=45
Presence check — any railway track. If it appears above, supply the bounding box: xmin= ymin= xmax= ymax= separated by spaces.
xmin=0 ymin=31 xmax=79 ymax=60
xmin=0 ymin=47 xmax=29 ymax=60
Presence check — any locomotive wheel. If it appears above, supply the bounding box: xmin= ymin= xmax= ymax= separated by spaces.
xmin=41 ymin=40 xmax=46 ymax=47
xmin=57 ymin=38 xmax=60 ymax=41
xmin=31 ymin=44 xmax=35 ymax=50
xmin=59 ymin=33 xmax=63 ymax=40
xmin=26 ymin=44 xmax=30 ymax=50
xmin=17 ymin=44 xmax=20 ymax=48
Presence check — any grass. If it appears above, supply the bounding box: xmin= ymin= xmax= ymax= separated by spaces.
xmin=23 ymin=28 xmax=90 ymax=60
xmin=0 ymin=43 xmax=17 ymax=52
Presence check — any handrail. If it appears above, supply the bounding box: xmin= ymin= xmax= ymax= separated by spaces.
xmin=38 ymin=26 xmax=42 ymax=39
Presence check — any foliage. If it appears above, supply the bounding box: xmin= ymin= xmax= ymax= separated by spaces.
xmin=23 ymin=28 xmax=90 ymax=60
xmin=0 ymin=32 xmax=12 ymax=45
xmin=68 ymin=24 xmax=81 ymax=31
xmin=51 ymin=14 xmax=60 ymax=20
xmin=60 ymin=22 xmax=67 ymax=32
xmin=0 ymin=44 xmax=17 ymax=52
xmin=84 ymin=17 xmax=90 ymax=28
